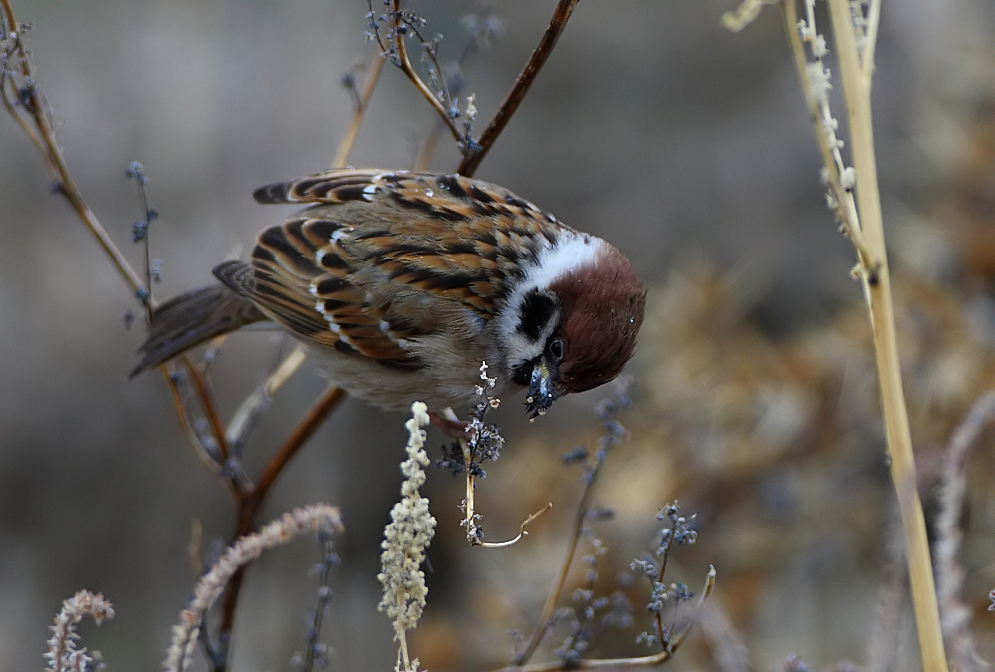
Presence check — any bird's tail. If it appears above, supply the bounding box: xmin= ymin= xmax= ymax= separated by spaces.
xmin=131 ymin=284 xmax=266 ymax=377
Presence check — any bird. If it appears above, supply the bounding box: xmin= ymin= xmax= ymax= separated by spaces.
xmin=132 ymin=168 xmax=646 ymax=418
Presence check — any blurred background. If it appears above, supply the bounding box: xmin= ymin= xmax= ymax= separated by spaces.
xmin=2 ymin=0 xmax=995 ymax=670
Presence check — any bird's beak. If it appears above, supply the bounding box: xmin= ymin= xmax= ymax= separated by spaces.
xmin=525 ymin=358 xmax=561 ymax=419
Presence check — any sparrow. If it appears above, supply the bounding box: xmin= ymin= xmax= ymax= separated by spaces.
xmin=132 ymin=169 xmax=646 ymax=418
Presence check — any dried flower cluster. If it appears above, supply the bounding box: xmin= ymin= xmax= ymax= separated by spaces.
xmin=163 ymin=504 xmax=344 ymax=672
xmin=44 ymin=590 xmax=114 ymax=672
xmin=378 ymin=401 xmax=437 ymax=671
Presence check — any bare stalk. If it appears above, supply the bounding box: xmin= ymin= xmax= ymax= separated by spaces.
xmin=216 ymin=384 xmax=347 ymax=664
xmin=386 ymin=0 xmax=465 ymax=145
xmin=822 ymin=0 xmax=945 ymax=667
xmin=513 ymin=445 xmax=609 ymax=665
xmin=494 ymin=567 xmax=716 ymax=672
xmin=0 ymin=0 xmax=239 ymax=483
xmin=1 ymin=0 xmax=143 ymax=293
xmin=163 ymin=505 xmax=344 ymax=672
xmin=935 ymin=393 xmax=995 ymax=671
xmin=2 ymin=4 xmax=357 ymax=669
xmin=780 ymin=0 xmax=872 ymax=265
xmin=456 ymin=0 xmax=580 ymax=178
xmin=331 ymin=50 xmax=386 ymax=169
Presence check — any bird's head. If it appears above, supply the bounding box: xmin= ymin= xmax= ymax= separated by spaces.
xmin=500 ymin=236 xmax=646 ymax=418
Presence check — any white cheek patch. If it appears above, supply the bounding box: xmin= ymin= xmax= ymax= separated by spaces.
xmin=497 ymin=231 xmax=605 ymax=366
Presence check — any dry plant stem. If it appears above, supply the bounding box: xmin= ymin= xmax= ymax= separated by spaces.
xmin=461 ymin=435 xmax=478 ymax=536
xmin=1 ymin=0 xmax=143 ymax=294
xmin=480 ymin=503 xmax=552 ymax=549
xmin=413 ymin=120 xmax=443 ymax=171
xmin=45 ymin=590 xmax=115 ymax=672
xmin=331 ymin=50 xmax=385 ymax=169
xmin=456 ymin=0 xmax=580 ymax=178
xmin=653 ymin=524 xmax=675 ymax=644
xmin=164 ymin=505 xmax=344 ymax=672
xmin=225 ymin=346 xmax=308 ymax=450
xmin=182 ymin=358 xmax=231 ymax=466
xmin=822 ymin=0 xmax=946 ymax=668
xmin=389 ymin=0 xmax=464 ymax=145
xmin=395 ymin=592 xmax=413 ymax=672
xmin=253 ymin=384 xmax=347 ymax=504
xmin=935 ymin=392 xmax=995 ymax=671
xmin=514 ymin=452 xmax=606 ymax=665
xmin=162 ymin=364 xmax=229 ymax=478
xmin=781 ymin=0 xmax=871 ymax=267
xmin=496 ymin=567 xmax=716 ymax=672
xmin=1 ymin=0 xmax=233 ymax=476
xmin=1 ymin=6 xmax=348 ymax=669
xmin=162 ymin=366 xmax=217 ymax=465
xmin=217 ymin=384 xmax=347 ymax=652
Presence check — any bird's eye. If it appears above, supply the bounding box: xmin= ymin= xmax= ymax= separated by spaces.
xmin=547 ymin=338 xmax=565 ymax=364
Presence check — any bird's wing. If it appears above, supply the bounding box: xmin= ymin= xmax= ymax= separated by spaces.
xmin=247 ymin=169 xmax=564 ymax=370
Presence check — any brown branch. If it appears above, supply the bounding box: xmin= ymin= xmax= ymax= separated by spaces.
xmin=216 ymin=384 xmax=347 ymax=665
xmin=161 ymin=364 xmax=231 ymax=477
xmin=252 ymin=385 xmax=347 ymax=505
xmin=457 ymin=0 xmax=580 ymax=178
xmin=182 ymin=358 xmax=231 ymax=466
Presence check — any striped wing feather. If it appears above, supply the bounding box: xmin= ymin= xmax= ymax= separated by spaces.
xmin=248 ymin=169 xmax=565 ymax=371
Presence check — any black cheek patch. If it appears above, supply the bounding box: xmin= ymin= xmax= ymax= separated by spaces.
xmin=517 ymin=291 xmax=556 ymax=341
xmin=511 ymin=361 xmax=533 ymax=387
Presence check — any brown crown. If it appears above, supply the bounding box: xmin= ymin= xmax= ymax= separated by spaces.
xmin=550 ymin=244 xmax=646 ymax=393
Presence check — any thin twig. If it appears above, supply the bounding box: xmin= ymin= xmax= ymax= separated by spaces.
xmin=411 ymin=20 xmax=496 ymax=171
xmin=387 ymin=0 xmax=465 ymax=145
xmin=163 ymin=505 xmax=344 ymax=672
xmin=494 ymin=567 xmax=716 ymax=672
xmin=2 ymin=6 xmax=354 ymax=671
xmin=225 ymin=346 xmax=308 ymax=452
xmin=457 ymin=0 xmax=580 ymax=178
xmin=480 ymin=503 xmax=552 ymax=549
xmin=331 ymin=50 xmax=386 ymax=169
xmin=182 ymin=358 xmax=232 ymax=468
xmin=935 ymin=392 xmax=995 ymax=672
xmin=652 ymin=516 xmax=679 ymax=645
xmin=254 ymin=385 xmax=347 ymax=504
xmin=162 ymin=365 xmax=227 ymax=476
xmin=0 ymin=0 xmax=143 ymax=294
xmin=514 ymin=446 xmax=609 ymax=665
xmin=0 ymin=0 xmax=239 ymax=482
xmin=781 ymin=0 xmax=873 ymax=268
xmin=861 ymin=0 xmax=881 ymax=80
